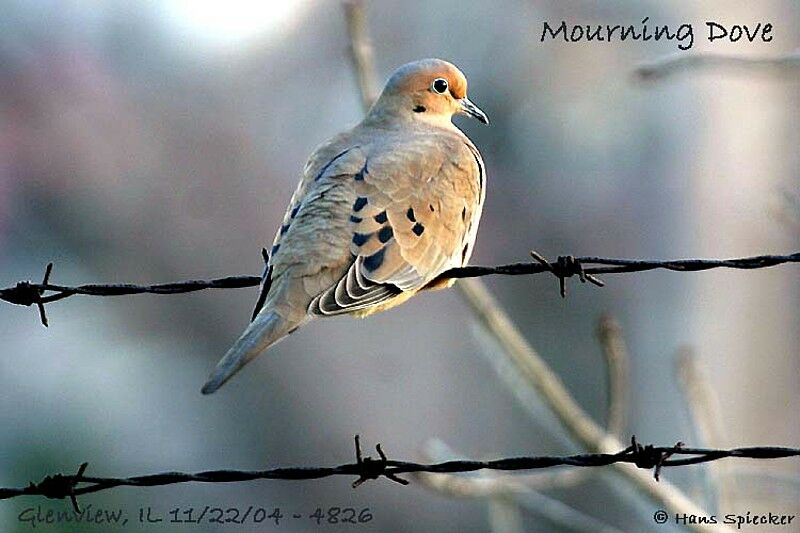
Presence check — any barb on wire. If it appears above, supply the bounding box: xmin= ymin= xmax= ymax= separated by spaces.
xmin=352 ymin=434 xmax=409 ymax=488
xmin=0 ymin=263 xmax=261 ymax=327
xmin=2 ymin=251 xmax=798 ymax=326
xmin=1 ymin=436 xmax=797 ymax=508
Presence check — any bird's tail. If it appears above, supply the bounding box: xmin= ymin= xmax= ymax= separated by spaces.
xmin=201 ymin=310 xmax=296 ymax=394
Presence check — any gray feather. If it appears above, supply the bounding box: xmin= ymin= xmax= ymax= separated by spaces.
xmin=201 ymin=311 xmax=295 ymax=394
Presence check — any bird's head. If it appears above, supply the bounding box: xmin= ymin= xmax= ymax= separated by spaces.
xmin=368 ymin=58 xmax=489 ymax=127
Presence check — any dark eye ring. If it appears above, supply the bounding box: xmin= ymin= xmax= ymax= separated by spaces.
xmin=431 ymin=78 xmax=449 ymax=94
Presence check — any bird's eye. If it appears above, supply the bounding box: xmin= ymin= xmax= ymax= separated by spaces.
xmin=431 ymin=78 xmax=449 ymax=94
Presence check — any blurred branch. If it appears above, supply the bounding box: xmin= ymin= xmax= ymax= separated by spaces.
xmin=726 ymin=467 xmax=800 ymax=502
xmin=2 ymin=435 xmax=796 ymax=514
xmin=635 ymin=50 xmax=800 ymax=81
xmin=343 ymin=0 xmax=380 ymax=110
xmin=771 ymin=189 xmax=800 ymax=235
xmin=419 ymin=440 xmax=625 ymax=533
xmin=597 ymin=315 xmax=629 ymax=440
xmin=487 ymin=498 xmax=524 ymax=533
xmin=421 ymin=314 xmax=631 ymax=499
xmin=677 ymin=350 xmax=727 ymax=462
xmin=454 ymin=279 xmax=737 ymax=532
xmin=422 ymin=471 xmax=623 ymax=533
xmin=677 ymin=348 xmax=732 ymax=512
xmin=3 ymin=252 xmax=798 ymax=326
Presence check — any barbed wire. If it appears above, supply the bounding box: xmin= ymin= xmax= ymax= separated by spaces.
xmin=1 ymin=436 xmax=797 ymax=514
xmin=2 ymin=251 xmax=798 ymax=326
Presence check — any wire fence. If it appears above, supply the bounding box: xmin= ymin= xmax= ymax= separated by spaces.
xmin=2 ymin=436 xmax=798 ymax=514
xmin=2 ymin=251 xmax=798 ymax=326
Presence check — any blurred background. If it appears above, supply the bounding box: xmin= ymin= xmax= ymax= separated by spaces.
xmin=1 ymin=1 xmax=798 ymax=531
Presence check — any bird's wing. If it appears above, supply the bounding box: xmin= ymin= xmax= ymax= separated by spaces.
xmin=310 ymin=131 xmax=484 ymax=316
xmin=251 ymin=133 xmax=362 ymax=320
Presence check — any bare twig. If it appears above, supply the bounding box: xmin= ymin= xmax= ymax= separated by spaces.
xmin=678 ymin=348 xmax=733 ymax=512
xmin=421 ymin=466 xmax=624 ymax=533
xmin=597 ymin=315 xmax=629 ymax=440
xmin=343 ymin=0 xmax=380 ymax=110
xmin=426 ymin=314 xmax=631 ymax=497
xmin=771 ymin=189 xmax=800 ymax=235
xmin=418 ymin=440 xmax=625 ymax=533
xmin=635 ymin=50 xmax=800 ymax=81
xmin=726 ymin=467 xmax=800 ymax=502
xmin=487 ymin=499 xmax=524 ymax=533
xmin=456 ymin=279 xmax=731 ymax=532
xmin=3 ymin=252 xmax=798 ymax=326
xmin=2 ymin=436 xmax=796 ymax=510
xmin=677 ymin=350 xmax=727 ymax=465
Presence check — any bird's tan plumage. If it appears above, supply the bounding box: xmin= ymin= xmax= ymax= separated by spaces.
xmin=201 ymin=58 xmax=488 ymax=394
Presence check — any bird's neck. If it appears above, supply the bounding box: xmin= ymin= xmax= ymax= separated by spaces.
xmin=363 ymin=102 xmax=461 ymax=135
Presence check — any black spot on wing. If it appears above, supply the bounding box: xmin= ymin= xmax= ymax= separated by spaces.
xmin=280 ymin=224 xmax=290 ymax=235
xmin=271 ymin=244 xmax=280 ymax=255
xmin=429 ymin=204 xmax=435 ymax=212
xmin=462 ymin=243 xmax=469 ymax=264
xmin=378 ymin=226 xmax=393 ymax=243
xmin=354 ymin=162 xmax=368 ymax=181
xmin=461 ymin=207 xmax=467 ymax=221
xmin=406 ymin=207 xmax=416 ymax=222
xmin=353 ymin=197 xmax=368 ymax=212
xmin=374 ymin=211 xmax=387 ymax=224
xmin=314 ymin=148 xmax=352 ymax=181
xmin=291 ymin=205 xmax=300 ymax=218
xmin=350 ymin=215 xmax=362 ymax=223
xmin=413 ymin=105 xmax=426 ymax=113
xmin=352 ymin=232 xmax=371 ymax=246
xmin=363 ymin=248 xmax=386 ymax=272
xmin=412 ymin=223 xmax=425 ymax=236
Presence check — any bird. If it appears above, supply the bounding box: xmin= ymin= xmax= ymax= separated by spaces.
xmin=201 ymin=58 xmax=489 ymax=394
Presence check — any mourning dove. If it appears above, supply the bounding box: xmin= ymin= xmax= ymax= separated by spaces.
xmin=202 ymin=58 xmax=488 ymax=394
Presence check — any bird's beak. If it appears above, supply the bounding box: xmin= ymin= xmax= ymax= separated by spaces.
xmin=458 ymin=98 xmax=489 ymax=125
